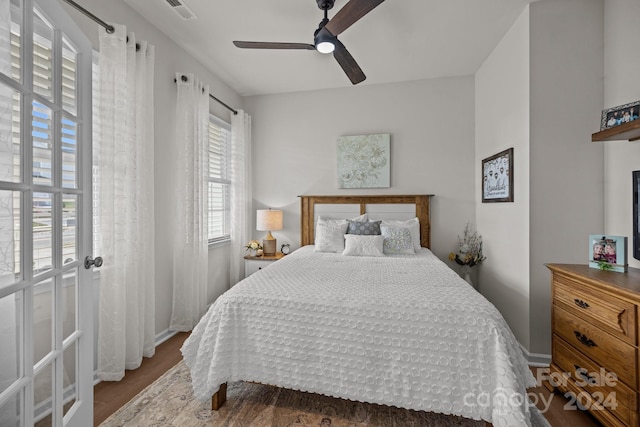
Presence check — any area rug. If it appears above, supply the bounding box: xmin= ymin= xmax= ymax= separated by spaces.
xmin=99 ymin=361 xmax=550 ymax=426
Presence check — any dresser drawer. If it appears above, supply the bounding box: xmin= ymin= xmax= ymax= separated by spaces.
xmin=554 ymin=275 xmax=636 ymax=344
xmin=554 ymin=305 xmax=637 ymax=388
xmin=553 ymin=335 xmax=637 ymax=426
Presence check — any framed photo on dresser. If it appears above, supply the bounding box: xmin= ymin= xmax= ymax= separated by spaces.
xmin=589 ymin=234 xmax=628 ymax=272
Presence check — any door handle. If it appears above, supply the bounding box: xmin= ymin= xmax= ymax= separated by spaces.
xmin=84 ymin=256 xmax=103 ymax=269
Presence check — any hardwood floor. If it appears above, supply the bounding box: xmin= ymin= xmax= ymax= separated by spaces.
xmin=93 ymin=332 xmax=189 ymax=426
xmin=527 ymin=367 xmax=603 ymax=427
xmin=93 ymin=333 xmax=602 ymax=427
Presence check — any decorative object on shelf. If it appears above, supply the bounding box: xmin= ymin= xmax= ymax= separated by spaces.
xmin=634 ymin=171 xmax=640 ymax=261
xmin=280 ymin=243 xmax=291 ymax=255
xmin=256 ymin=249 xmax=264 ymax=256
xmin=588 ymin=234 xmax=628 ymax=273
xmin=245 ymin=240 xmax=262 ymax=257
xmin=337 ymin=133 xmax=390 ymax=189
xmin=600 ymin=99 xmax=640 ymax=130
xmin=256 ymin=209 xmax=283 ymax=256
xmin=481 ymin=148 xmax=513 ymax=203
xmin=449 ymin=223 xmax=486 ymax=286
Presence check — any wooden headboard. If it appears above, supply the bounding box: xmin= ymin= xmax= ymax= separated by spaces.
xmin=299 ymin=194 xmax=434 ymax=248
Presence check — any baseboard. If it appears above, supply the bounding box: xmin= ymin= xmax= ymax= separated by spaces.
xmin=93 ymin=328 xmax=180 ymax=386
xmin=520 ymin=343 xmax=551 ymax=367
xmin=155 ymin=329 xmax=179 ymax=347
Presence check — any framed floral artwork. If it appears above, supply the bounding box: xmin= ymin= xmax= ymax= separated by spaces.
xmin=337 ymin=134 xmax=390 ymax=189
xmin=482 ymin=148 xmax=513 ymax=203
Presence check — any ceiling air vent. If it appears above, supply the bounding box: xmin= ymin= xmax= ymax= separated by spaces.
xmin=164 ymin=0 xmax=197 ymax=20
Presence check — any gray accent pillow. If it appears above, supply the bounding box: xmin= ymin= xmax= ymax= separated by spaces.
xmin=347 ymin=220 xmax=382 ymax=235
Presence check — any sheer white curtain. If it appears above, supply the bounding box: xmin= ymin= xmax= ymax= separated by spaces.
xmin=230 ymin=110 xmax=252 ymax=285
xmin=169 ymin=73 xmax=209 ymax=331
xmin=0 ymin=0 xmax=12 ymax=281
xmin=0 ymin=1 xmax=18 ymax=423
xmin=0 ymin=0 xmax=12 ymax=278
xmin=96 ymin=25 xmax=156 ymax=381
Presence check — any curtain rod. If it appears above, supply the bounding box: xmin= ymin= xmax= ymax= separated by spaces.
xmin=175 ymin=75 xmax=238 ymax=115
xmin=61 ymin=0 xmax=115 ymax=34
xmin=63 ymin=0 xmax=139 ymax=49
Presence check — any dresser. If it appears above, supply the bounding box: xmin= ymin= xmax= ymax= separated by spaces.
xmin=547 ymin=264 xmax=640 ymax=427
xmin=244 ymin=252 xmax=284 ymax=276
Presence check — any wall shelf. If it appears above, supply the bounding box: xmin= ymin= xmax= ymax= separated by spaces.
xmin=592 ymin=120 xmax=640 ymax=142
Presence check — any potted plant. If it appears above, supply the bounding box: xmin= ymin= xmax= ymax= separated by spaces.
xmin=245 ymin=240 xmax=263 ymax=256
xmin=448 ymin=223 xmax=486 ymax=286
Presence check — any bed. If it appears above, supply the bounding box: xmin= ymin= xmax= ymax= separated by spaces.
xmin=181 ymin=194 xmax=537 ymax=426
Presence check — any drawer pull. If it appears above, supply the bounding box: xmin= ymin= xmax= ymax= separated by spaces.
xmin=574 ymin=331 xmax=597 ymax=348
xmin=573 ymin=364 xmax=597 ymax=385
xmin=573 ymin=298 xmax=590 ymax=309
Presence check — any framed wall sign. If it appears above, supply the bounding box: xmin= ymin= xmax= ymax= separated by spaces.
xmin=482 ymin=148 xmax=513 ymax=203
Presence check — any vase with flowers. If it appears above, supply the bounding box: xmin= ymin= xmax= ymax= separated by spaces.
xmin=448 ymin=223 xmax=486 ymax=286
xmin=245 ymin=240 xmax=263 ymax=257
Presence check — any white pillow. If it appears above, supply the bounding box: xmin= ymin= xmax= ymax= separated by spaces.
xmin=315 ymin=218 xmax=348 ymax=252
xmin=342 ymin=234 xmax=385 ymax=257
xmin=381 ymin=225 xmax=415 ymax=254
xmin=381 ymin=217 xmax=421 ymax=251
xmin=314 ymin=214 xmax=368 ymax=253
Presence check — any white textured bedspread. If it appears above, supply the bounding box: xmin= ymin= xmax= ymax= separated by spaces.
xmin=181 ymin=246 xmax=537 ymax=426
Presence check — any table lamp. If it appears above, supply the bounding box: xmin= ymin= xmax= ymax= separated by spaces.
xmin=256 ymin=209 xmax=283 ymax=256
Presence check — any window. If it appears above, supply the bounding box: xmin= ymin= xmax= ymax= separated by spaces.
xmin=207 ymin=115 xmax=231 ymax=243
xmin=91 ymin=57 xmax=232 ymax=247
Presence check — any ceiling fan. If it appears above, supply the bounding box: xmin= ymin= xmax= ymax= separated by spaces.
xmin=233 ymin=0 xmax=385 ymax=85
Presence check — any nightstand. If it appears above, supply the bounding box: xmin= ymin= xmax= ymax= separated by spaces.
xmin=244 ymin=252 xmax=284 ymax=276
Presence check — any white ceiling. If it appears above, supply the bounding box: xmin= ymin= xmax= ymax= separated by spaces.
xmin=123 ymin=0 xmax=531 ymax=97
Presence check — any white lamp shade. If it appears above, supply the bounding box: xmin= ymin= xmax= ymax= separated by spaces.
xmin=256 ymin=209 xmax=283 ymax=231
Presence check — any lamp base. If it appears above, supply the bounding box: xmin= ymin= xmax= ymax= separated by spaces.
xmin=262 ymin=231 xmax=276 ymax=256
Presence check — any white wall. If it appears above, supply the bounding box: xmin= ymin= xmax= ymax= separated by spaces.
xmin=475 ymin=7 xmax=531 ymax=349
xmin=58 ymin=0 xmax=241 ymax=336
xmin=244 ymin=77 xmax=476 ymax=262
xmin=476 ymin=0 xmax=604 ymax=356
xmin=604 ymin=0 xmax=640 ymax=269
xmin=529 ymin=0 xmax=604 ymax=355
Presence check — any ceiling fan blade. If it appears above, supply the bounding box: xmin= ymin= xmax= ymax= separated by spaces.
xmin=325 ymin=0 xmax=385 ymax=36
xmin=333 ymin=39 xmax=366 ymax=85
xmin=233 ymin=41 xmax=316 ymax=50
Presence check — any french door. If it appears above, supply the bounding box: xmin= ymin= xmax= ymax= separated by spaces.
xmin=0 ymin=0 xmax=93 ymax=425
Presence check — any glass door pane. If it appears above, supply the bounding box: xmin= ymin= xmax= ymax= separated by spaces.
xmin=0 ymin=291 xmax=22 ymax=397
xmin=0 ymin=0 xmax=93 ymax=425
xmin=33 ymin=9 xmax=53 ymax=102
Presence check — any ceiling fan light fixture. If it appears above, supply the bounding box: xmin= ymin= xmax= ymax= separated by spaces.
xmin=316 ymin=40 xmax=335 ymax=54
xmin=315 ymin=26 xmax=335 ymax=54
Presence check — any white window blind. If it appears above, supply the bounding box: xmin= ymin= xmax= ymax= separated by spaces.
xmin=207 ymin=115 xmax=231 ymax=243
